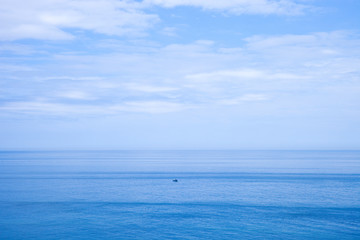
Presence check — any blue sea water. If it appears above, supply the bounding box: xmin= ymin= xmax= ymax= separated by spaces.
xmin=0 ymin=150 xmax=359 ymax=239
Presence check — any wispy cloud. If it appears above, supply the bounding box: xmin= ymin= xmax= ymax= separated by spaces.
xmin=111 ymin=101 xmax=188 ymax=113
xmin=144 ymin=0 xmax=309 ymax=15
xmin=125 ymin=83 xmax=178 ymax=93
xmin=219 ymin=94 xmax=268 ymax=105
xmin=160 ymin=27 xmax=178 ymax=37
xmin=1 ymin=0 xmax=359 ymax=150
xmin=0 ymin=64 xmax=37 ymax=72
xmin=185 ymin=69 xmax=307 ymax=82
xmin=186 ymin=69 xmax=265 ymax=81
xmin=34 ymin=76 xmax=104 ymax=82
xmin=0 ymin=44 xmax=37 ymax=55
xmin=0 ymin=100 xmax=188 ymax=115
xmin=56 ymin=91 xmax=95 ymax=100
xmin=1 ymin=31 xmax=359 ymax=116
xmin=0 ymin=0 xmax=159 ymax=41
xmin=185 ymin=69 xmax=309 ymax=90
xmin=245 ymin=31 xmax=355 ymax=50
xmin=0 ymin=0 xmax=313 ymax=41
xmin=0 ymin=101 xmax=99 ymax=115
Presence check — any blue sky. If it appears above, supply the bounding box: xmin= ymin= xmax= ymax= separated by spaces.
xmin=0 ymin=0 xmax=359 ymax=150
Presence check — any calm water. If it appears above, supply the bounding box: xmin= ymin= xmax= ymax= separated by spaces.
xmin=0 ymin=150 xmax=359 ymax=239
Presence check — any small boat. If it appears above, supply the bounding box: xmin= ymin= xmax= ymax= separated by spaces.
xmin=172 ymin=179 xmax=178 ymax=182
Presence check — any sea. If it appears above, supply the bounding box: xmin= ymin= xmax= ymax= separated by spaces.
xmin=0 ymin=150 xmax=359 ymax=239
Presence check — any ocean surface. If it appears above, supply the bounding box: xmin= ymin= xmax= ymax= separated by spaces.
xmin=0 ymin=150 xmax=359 ymax=239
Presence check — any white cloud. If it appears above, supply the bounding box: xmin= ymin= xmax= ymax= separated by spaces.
xmin=1 ymin=31 xmax=359 ymax=116
xmin=186 ymin=69 xmax=265 ymax=81
xmin=247 ymin=31 xmax=360 ymax=77
xmin=0 ymin=101 xmax=100 ymax=115
xmin=0 ymin=64 xmax=37 ymax=72
xmin=0 ymin=100 xmax=188 ymax=115
xmin=240 ymin=94 xmax=268 ymax=101
xmin=219 ymin=94 xmax=268 ymax=105
xmin=144 ymin=0 xmax=309 ymax=15
xmin=0 ymin=44 xmax=37 ymax=55
xmin=111 ymin=101 xmax=188 ymax=113
xmin=8 ymin=24 xmax=74 ymax=41
xmin=245 ymin=31 xmax=351 ymax=50
xmin=34 ymin=76 xmax=104 ymax=81
xmin=0 ymin=0 xmax=159 ymax=41
xmin=0 ymin=0 xmax=313 ymax=41
xmin=56 ymin=91 xmax=95 ymax=100
xmin=125 ymin=83 xmax=178 ymax=92
xmin=186 ymin=69 xmax=307 ymax=82
xmin=160 ymin=27 xmax=177 ymax=36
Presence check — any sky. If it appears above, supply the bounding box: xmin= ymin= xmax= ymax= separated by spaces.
xmin=0 ymin=0 xmax=359 ymax=150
